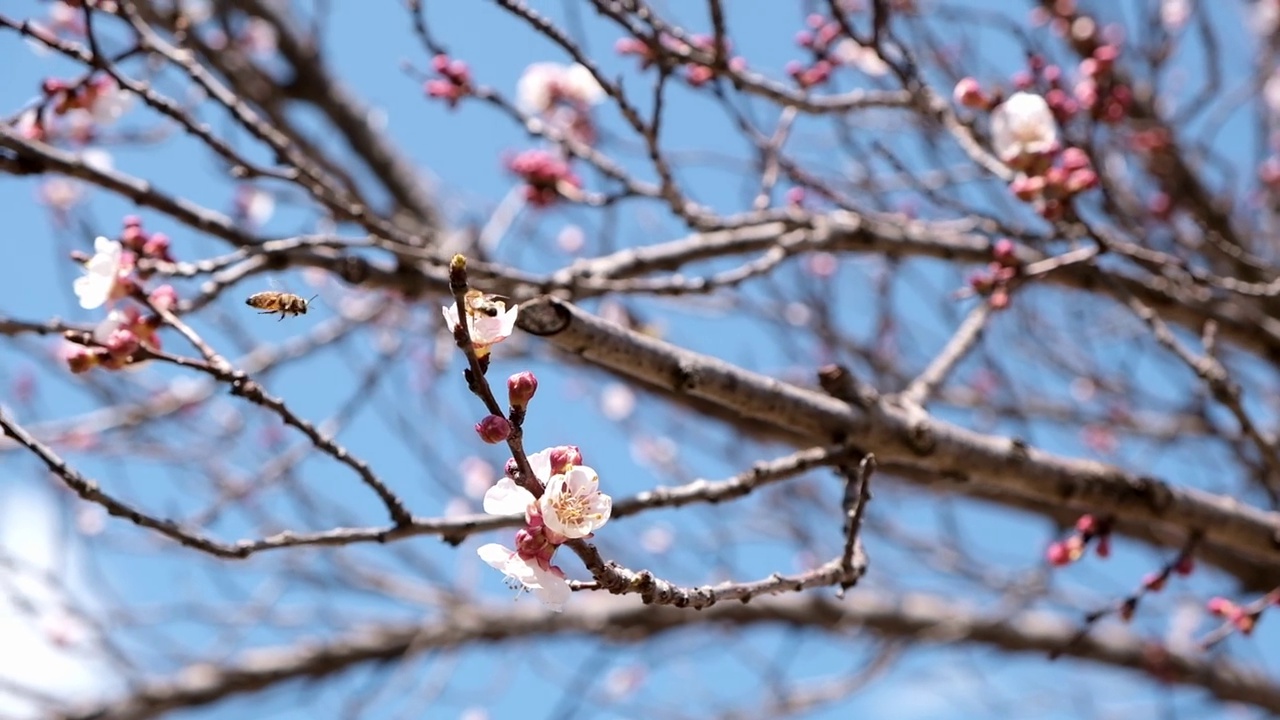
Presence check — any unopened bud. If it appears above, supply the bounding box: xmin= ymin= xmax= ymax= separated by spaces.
xmin=992 ymin=239 xmax=1017 ymax=265
xmin=1046 ymin=541 xmax=1072 ymax=566
xmin=507 ymin=371 xmax=538 ymax=408
xmin=149 ymin=284 xmax=178 ymax=313
xmin=953 ymin=77 xmax=988 ymax=108
xmin=474 ymin=414 xmax=512 ymax=444
xmin=1206 ymin=596 xmax=1236 ymax=617
xmin=548 ymin=445 xmax=583 ymax=474
xmin=1075 ymin=514 xmax=1098 ymax=535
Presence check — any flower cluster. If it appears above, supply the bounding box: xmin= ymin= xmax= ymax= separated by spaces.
xmin=967 ymin=239 xmax=1020 ymax=309
xmin=1046 ymin=513 xmax=1112 ymax=566
xmin=477 ymin=446 xmax=613 ymax=611
xmin=506 ymin=149 xmax=582 ymax=207
xmin=1206 ymin=593 xmax=1280 ymax=637
xmin=42 ymin=75 xmax=131 ymax=126
xmin=616 ymin=34 xmax=746 ymax=87
xmin=65 ymin=217 xmax=179 ymax=374
xmin=788 ymin=13 xmax=888 ymax=89
xmin=958 ymin=85 xmax=1100 ymax=219
xmin=424 ymin=54 xmax=473 ymax=108
xmin=515 ymin=62 xmax=604 ymax=146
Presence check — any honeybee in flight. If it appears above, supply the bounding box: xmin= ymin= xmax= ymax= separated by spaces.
xmin=246 ymin=281 xmax=317 ymax=321
xmin=464 ymin=289 xmax=508 ymax=318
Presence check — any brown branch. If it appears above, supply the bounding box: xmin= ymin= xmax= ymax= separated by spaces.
xmin=59 ymin=591 xmax=1280 ymax=720
xmin=515 ymin=295 xmax=1280 ymax=587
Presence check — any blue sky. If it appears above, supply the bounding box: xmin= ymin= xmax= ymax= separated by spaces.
xmin=1 ymin=1 xmax=1277 ymax=718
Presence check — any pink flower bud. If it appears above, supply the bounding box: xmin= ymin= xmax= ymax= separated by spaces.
xmin=475 ymin=415 xmax=512 ymax=444
xmin=142 ymin=232 xmax=171 ymax=259
xmin=507 ymin=371 xmax=538 ymax=408
xmin=431 ymin=54 xmax=451 ymax=73
xmin=988 ymin=288 xmax=1008 ymax=309
xmin=785 ymin=187 xmax=807 ymax=206
xmin=548 ymin=445 xmax=583 ymax=474
xmin=1075 ymin=514 xmax=1098 ymax=534
xmin=1046 ymin=541 xmax=1072 ymax=566
xmin=953 ymin=77 xmax=987 ymax=108
xmin=1010 ymin=174 xmax=1045 ymax=200
xmin=1060 ymin=148 xmax=1090 ymax=174
xmin=103 ymin=328 xmax=140 ymax=356
xmin=992 ymin=239 xmax=1017 ymax=264
xmin=1206 ymin=597 xmax=1235 ymax=617
xmin=149 ymin=284 xmax=178 ymax=312
xmin=1142 ymin=572 xmax=1165 ymax=592
xmin=1065 ymin=168 xmax=1099 ymax=194
xmin=1093 ymin=44 xmax=1119 ymax=68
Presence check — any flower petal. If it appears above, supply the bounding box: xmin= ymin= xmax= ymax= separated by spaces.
xmin=526 ymin=449 xmax=553 ymax=483
xmin=527 ymin=565 xmax=571 ymax=611
xmin=482 ymin=477 xmax=535 ymax=516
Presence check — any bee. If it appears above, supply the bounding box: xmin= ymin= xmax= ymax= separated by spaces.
xmin=464 ymin=289 xmax=508 ymax=318
xmin=245 ymin=285 xmax=317 ymax=321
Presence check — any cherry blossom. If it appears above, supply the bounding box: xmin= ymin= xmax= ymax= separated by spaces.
xmin=539 ymin=465 xmax=612 ymax=539
xmin=989 ymin=91 xmax=1059 ymax=163
xmin=73 ymin=237 xmax=128 ymax=309
xmin=833 ymin=39 xmax=889 ymax=76
xmin=516 ymin=62 xmax=604 ymax=114
xmin=85 ymin=77 xmax=131 ymax=125
xmin=441 ymin=299 xmax=518 ymax=358
xmin=477 ymin=543 xmax=571 ymax=611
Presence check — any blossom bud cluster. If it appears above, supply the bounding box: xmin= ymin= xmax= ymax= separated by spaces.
xmin=424 ymin=54 xmax=472 ymax=108
xmin=506 ymin=150 xmax=582 ymax=207
xmin=616 ymin=34 xmax=746 ymax=87
xmin=788 ymin=14 xmax=887 ymax=89
xmin=967 ymin=239 xmax=1020 ymax=309
xmin=476 ymin=446 xmax=613 ymax=611
xmin=1205 ymin=594 xmax=1280 ymax=637
xmin=41 ymin=75 xmax=130 ymax=126
xmin=1046 ymin=513 xmax=1112 ymax=566
xmin=65 ymin=217 xmax=181 ymax=374
xmin=956 ymin=82 xmax=1100 ymax=219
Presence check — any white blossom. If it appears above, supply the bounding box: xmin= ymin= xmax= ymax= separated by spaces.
xmin=73 ymin=237 xmax=125 ymax=310
xmin=539 ymin=465 xmax=612 ymax=539
xmin=989 ymin=92 xmax=1058 ymax=163
xmin=476 ymin=543 xmax=571 ymax=611
xmin=516 ymin=62 xmax=604 ymax=113
xmin=441 ymin=300 xmax=518 ymax=357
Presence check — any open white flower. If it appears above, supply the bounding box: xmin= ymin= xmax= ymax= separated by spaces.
xmin=477 ymin=543 xmax=571 ymax=611
xmin=989 ymin=92 xmax=1058 ymax=163
xmin=73 ymin=237 xmax=125 ymax=310
xmin=833 ymin=39 xmax=889 ymax=76
xmin=441 ymin=301 xmax=519 ymax=357
xmin=539 ymin=465 xmax=612 ymax=539
xmin=516 ymin=62 xmax=604 ymax=113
